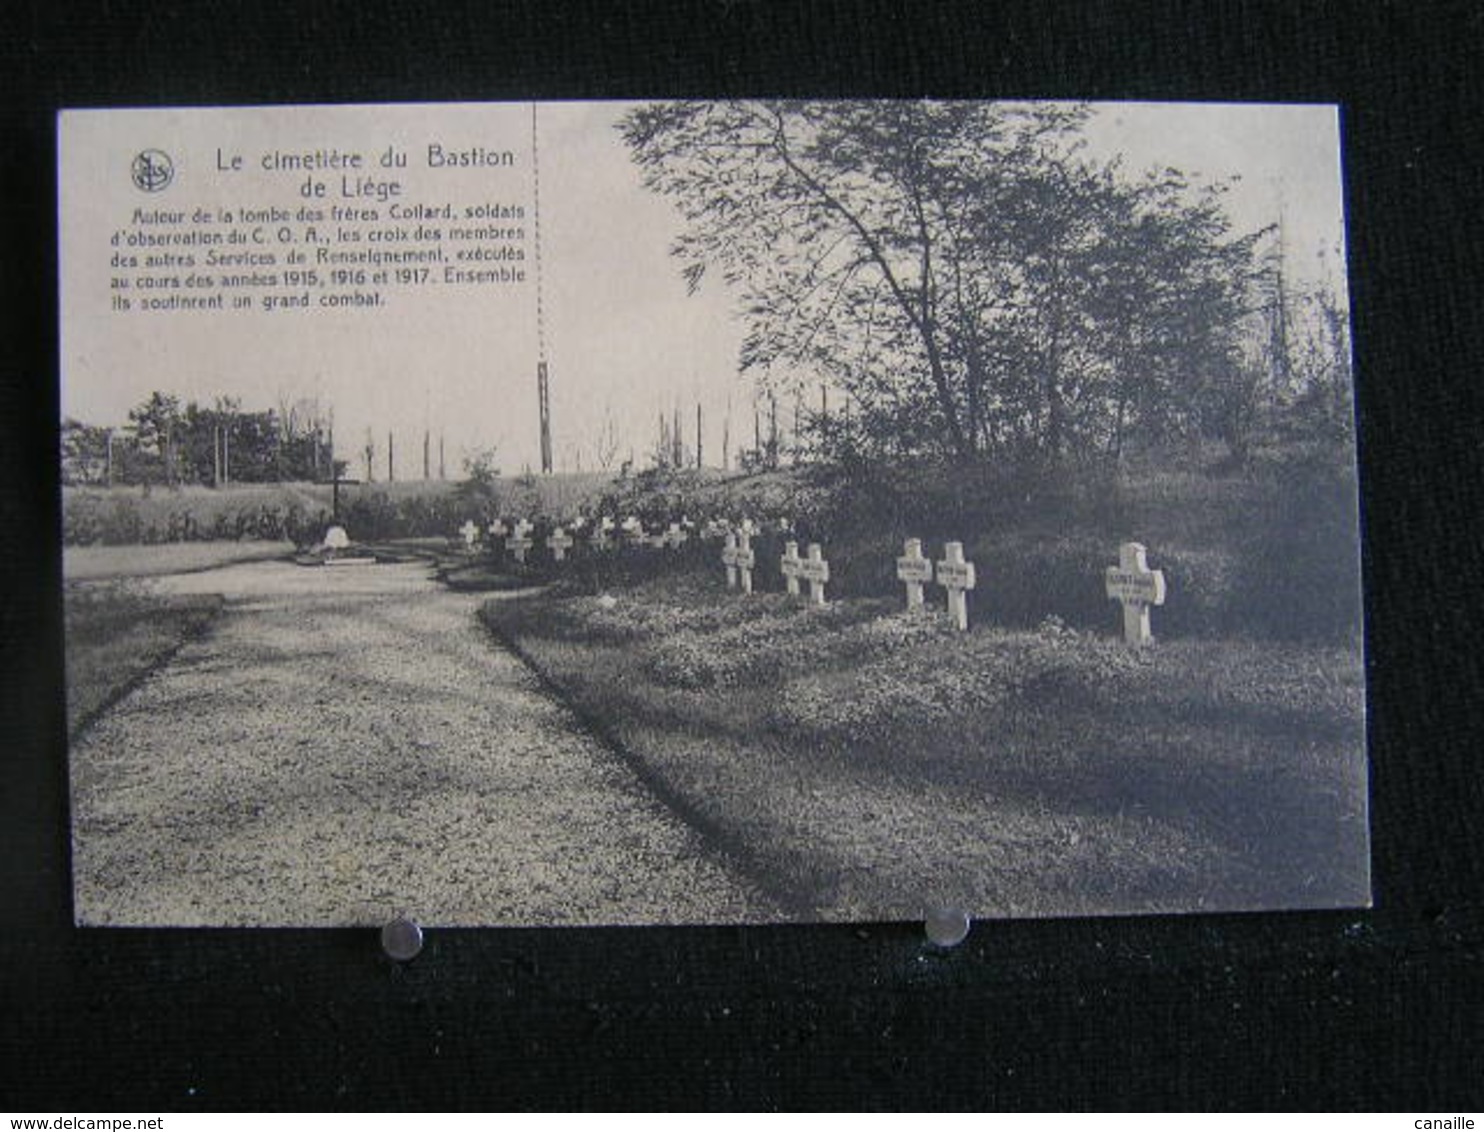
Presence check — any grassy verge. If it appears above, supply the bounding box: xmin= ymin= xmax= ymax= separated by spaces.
xmin=64 ymin=582 xmax=225 ymax=738
xmin=63 ymin=540 xmax=293 ymax=581
xmin=481 ymin=573 xmax=1369 ymax=920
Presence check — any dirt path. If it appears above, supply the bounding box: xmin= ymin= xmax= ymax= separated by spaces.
xmin=69 ymin=560 xmax=778 ymax=926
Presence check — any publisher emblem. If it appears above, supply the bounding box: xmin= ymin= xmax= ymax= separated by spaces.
xmin=131 ymin=149 xmax=174 ymax=192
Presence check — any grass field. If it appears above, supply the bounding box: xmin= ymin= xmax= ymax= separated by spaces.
xmin=63 ymin=540 xmax=295 ymax=581
xmin=61 ymin=473 xmax=622 ymax=546
xmin=481 ymin=571 xmax=1370 ymax=920
xmin=63 ymin=582 xmax=225 ymax=738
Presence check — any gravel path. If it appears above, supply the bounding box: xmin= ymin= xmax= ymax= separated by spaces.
xmin=70 ymin=560 xmax=778 ymax=926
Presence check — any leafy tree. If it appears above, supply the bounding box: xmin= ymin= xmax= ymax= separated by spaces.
xmin=621 ymin=100 xmax=1263 ymax=465
xmin=454 ymin=447 xmax=502 ymax=512
xmin=60 ymin=418 xmax=112 ymax=485
xmin=127 ymin=391 xmax=183 ymax=483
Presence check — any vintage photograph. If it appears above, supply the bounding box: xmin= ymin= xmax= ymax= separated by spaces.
xmin=59 ymin=100 xmax=1368 ymax=926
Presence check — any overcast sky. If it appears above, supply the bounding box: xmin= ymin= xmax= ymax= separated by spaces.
xmin=60 ymin=101 xmax=1346 ymax=477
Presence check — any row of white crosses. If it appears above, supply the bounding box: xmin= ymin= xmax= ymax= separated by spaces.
xmin=898 ymin=537 xmax=1164 ymax=644
xmin=464 ymin=514 xmax=704 ymax=560
xmin=474 ymin=514 xmax=1166 ymax=648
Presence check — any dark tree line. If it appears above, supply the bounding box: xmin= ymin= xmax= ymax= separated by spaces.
xmin=62 ymin=391 xmax=340 ymax=487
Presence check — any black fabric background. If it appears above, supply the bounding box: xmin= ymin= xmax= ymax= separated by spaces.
xmin=3 ymin=0 xmax=1481 ymax=1111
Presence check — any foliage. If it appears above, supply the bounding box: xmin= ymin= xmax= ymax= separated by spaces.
xmin=63 ymin=391 xmax=334 ymax=487
xmin=622 ymin=100 xmax=1264 ymax=465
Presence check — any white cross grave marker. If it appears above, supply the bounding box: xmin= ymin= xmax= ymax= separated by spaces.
xmin=736 ymin=525 xmax=756 ymax=594
xmin=936 ymin=541 xmax=977 ymax=631
xmin=1105 ymin=541 xmax=1166 ymax=646
xmin=459 ymin=520 xmax=479 ymax=549
xmin=896 ymin=538 xmax=932 ymax=611
xmin=507 ymin=519 xmax=534 ymax=564
xmin=799 ymin=542 xmax=830 ymax=606
xmin=663 ymin=522 xmax=690 ymax=550
xmin=722 ymin=529 xmax=757 ymax=593
xmin=589 ymin=519 xmax=615 ymax=552
xmin=780 ymin=541 xmax=804 ymax=596
xmin=488 ymin=519 xmax=508 ymax=540
xmin=546 ymin=527 xmax=574 ymax=562
xmin=722 ymin=532 xmax=740 ymax=588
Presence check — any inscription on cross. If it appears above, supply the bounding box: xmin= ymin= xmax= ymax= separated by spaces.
xmin=896 ymin=538 xmax=932 ymax=611
xmin=780 ymin=541 xmax=804 ymax=596
xmin=798 ymin=543 xmax=830 ymax=606
xmin=936 ymin=541 xmax=977 ymax=631
xmin=1105 ymin=541 xmax=1166 ymax=646
xmin=546 ymin=527 xmax=574 ymax=562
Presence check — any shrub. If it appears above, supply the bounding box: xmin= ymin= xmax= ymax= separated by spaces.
xmin=1230 ymin=453 xmax=1362 ymax=642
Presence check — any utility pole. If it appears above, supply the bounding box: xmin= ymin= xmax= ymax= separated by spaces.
xmin=533 ymin=105 xmax=554 ymax=476
xmin=538 ymin=361 xmax=553 ymax=474
xmin=329 ymin=420 xmax=340 ymax=521
xmin=387 ymin=430 xmax=395 ymax=483
xmin=423 ymin=429 xmax=430 ymax=481
xmin=696 ymin=402 xmax=703 ymax=469
xmin=769 ymin=392 xmax=778 ymax=469
xmin=439 ymin=434 xmax=445 ymax=480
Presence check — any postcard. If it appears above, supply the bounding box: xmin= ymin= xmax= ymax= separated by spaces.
xmin=59 ymin=101 xmax=1368 ymax=926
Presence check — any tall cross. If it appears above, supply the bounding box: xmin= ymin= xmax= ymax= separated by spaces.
xmin=936 ymin=541 xmax=977 ymax=631
xmin=1105 ymin=541 xmax=1166 ymax=646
